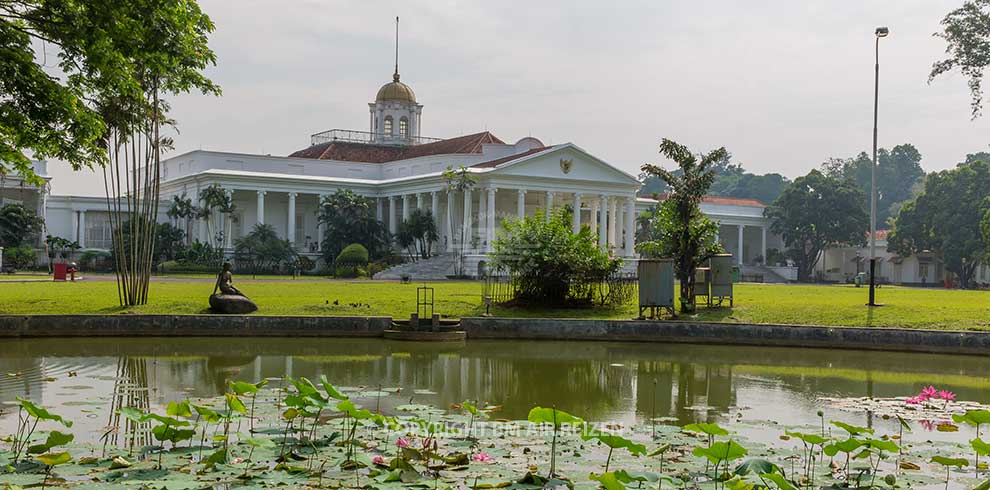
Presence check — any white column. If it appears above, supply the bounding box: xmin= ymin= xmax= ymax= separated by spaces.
xmin=477 ymin=187 xmax=486 ymax=249
xmin=287 ymin=192 xmax=297 ymax=246
xmin=608 ymin=198 xmax=618 ymax=247
xmin=223 ymin=189 xmax=234 ymax=249
xmin=572 ymin=193 xmax=582 ymax=234
xmin=737 ymin=224 xmax=745 ymax=265
xmin=625 ymin=197 xmax=636 ymax=256
xmin=415 ymin=192 xmax=423 ymax=211
xmin=590 ymin=199 xmax=599 ymax=235
xmin=71 ymin=210 xmax=79 ymax=243
xmin=761 ymin=226 xmax=767 ymax=263
xmin=431 ymin=191 xmax=439 ymax=220
xmin=376 ymin=197 xmax=383 ymax=221
xmin=77 ymin=210 xmax=86 ymax=248
xmin=545 ymin=191 xmax=554 ymax=220
xmin=317 ymin=193 xmax=327 ymax=252
xmin=462 ymin=189 xmax=472 ymax=251
xmin=388 ymin=196 xmax=397 ymax=234
xmin=445 ymin=191 xmax=454 ymax=252
xmin=517 ymin=189 xmax=527 ymax=220
xmin=256 ymin=190 xmax=266 ymax=226
xmin=598 ymin=195 xmax=608 ymax=248
xmin=401 ymin=194 xmax=410 ymax=221
xmin=615 ymin=202 xmax=624 ymax=249
xmin=486 ymin=187 xmax=497 ymax=251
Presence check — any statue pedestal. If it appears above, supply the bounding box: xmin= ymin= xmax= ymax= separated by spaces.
xmin=209 ymin=294 xmax=258 ymax=314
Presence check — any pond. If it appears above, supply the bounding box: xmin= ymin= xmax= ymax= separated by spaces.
xmin=3 ymin=336 xmax=989 ymax=446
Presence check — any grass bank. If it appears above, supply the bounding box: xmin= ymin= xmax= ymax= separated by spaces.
xmin=0 ymin=278 xmax=988 ymax=330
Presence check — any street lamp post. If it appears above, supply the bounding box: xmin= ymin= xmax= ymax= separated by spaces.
xmin=869 ymin=26 xmax=889 ymax=307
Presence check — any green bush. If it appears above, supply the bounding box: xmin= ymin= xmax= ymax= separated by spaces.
xmin=334 ymin=265 xmax=366 ymax=279
xmin=158 ymin=261 xmax=216 ymax=274
xmin=5 ymin=245 xmax=37 ymax=269
xmin=490 ymin=208 xmax=621 ymax=305
xmin=336 ymin=243 xmax=369 ymax=266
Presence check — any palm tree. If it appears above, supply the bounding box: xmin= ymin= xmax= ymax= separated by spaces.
xmin=639 ymin=139 xmax=725 ymax=313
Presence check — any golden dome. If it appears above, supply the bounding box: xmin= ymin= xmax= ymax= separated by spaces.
xmin=376 ymin=73 xmax=416 ymax=103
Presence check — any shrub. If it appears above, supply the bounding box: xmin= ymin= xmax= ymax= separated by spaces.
xmin=334 ymin=265 xmax=366 ymax=279
xmin=336 ymin=243 xmax=369 ymax=266
xmin=5 ymin=245 xmax=37 ymax=269
xmin=489 ymin=208 xmax=621 ymax=305
xmin=158 ymin=261 xmax=217 ymax=274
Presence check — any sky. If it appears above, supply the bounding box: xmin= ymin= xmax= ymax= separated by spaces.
xmin=48 ymin=0 xmax=990 ymax=196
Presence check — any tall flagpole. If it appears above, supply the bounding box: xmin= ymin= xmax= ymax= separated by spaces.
xmin=394 ymin=16 xmax=399 ymax=79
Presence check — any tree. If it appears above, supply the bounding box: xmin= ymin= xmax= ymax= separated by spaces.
xmin=638 ymin=139 xmax=726 ymax=313
xmin=397 ymin=209 xmax=439 ymax=260
xmin=154 ymin=222 xmax=186 ymax=264
xmin=821 ymin=144 xmax=926 ymax=226
xmin=930 ymin=0 xmax=990 ymax=118
xmin=0 ymin=203 xmax=44 ymax=248
xmin=318 ymin=190 xmax=388 ymax=266
xmin=443 ymin=165 xmax=479 ymax=275
xmin=889 ymin=160 xmax=990 ymax=288
xmin=489 ymin=208 xmax=620 ymax=305
xmin=1 ymin=0 xmax=221 ymax=183
xmin=233 ymin=224 xmax=296 ymax=275
xmin=167 ymin=194 xmax=197 ymax=245
xmin=765 ymin=170 xmax=869 ymax=282
xmin=197 ymin=184 xmax=236 ymax=247
xmin=639 ymin=153 xmax=789 ymax=205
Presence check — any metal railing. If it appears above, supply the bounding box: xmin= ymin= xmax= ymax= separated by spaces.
xmin=309 ymin=129 xmax=442 ymax=147
xmin=483 ymin=271 xmax=637 ymax=307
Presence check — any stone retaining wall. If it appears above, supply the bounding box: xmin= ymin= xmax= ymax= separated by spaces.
xmin=0 ymin=315 xmax=390 ymax=338
xmin=0 ymin=314 xmax=987 ymax=356
xmin=460 ymin=317 xmax=990 ymax=355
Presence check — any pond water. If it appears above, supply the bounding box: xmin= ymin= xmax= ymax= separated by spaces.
xmin=2 ymin=337 xmax=989 ymax=445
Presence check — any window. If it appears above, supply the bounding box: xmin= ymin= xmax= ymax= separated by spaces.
xmin=919 ymin=263 xmax=930 ymax=281
xmin=399 ymin=117 xmax=408 ymax=138
xmin=384 ymin=116 xmax=393 ymax=136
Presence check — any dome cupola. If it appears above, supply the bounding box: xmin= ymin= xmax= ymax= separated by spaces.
xmin=376 ymin=72 xmax=416 ymax=103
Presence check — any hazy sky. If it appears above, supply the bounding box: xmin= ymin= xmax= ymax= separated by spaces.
xmin=49 ymin=0 xmax=990 ymax=196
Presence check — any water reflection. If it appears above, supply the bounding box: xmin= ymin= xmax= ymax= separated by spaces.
xmin=2 ymin=337 xmax=990 ymax=443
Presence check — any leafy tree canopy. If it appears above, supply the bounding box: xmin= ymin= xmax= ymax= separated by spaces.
xmin=396 ymin=209 xmax=439 ymax=260
xmin=639 ymin=152 xmax=789 ymax=205
xmin=765 ymin=170 xmax=869 ymax=282
xmin=317 ymin=189 xmax=389 ymax=265
xmin=638 ymin=139 xmax=725 ymax=312
xmin=1 ymin=0 xmax=221 ymax=183
xmin=0 ymin=203 xmax=44 ymax=247
xmin=820 ymin=144 xmax=926 ymax=226
xmin=890 ymin=160 xmax=990 ymax=288
xmin=930 ymin=0 xmax=990 ymax=118
xmin=234 ymin=224 xmax=296 ymax=274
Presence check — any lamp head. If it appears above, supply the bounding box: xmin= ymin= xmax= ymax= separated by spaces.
xmin=875 ymin=26 xmax=889 ymax=38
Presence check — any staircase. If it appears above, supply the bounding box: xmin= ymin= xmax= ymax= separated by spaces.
xmin=739 ymin=265 xmax=793 ymax=283
xmin=373 ymin=254 xmax=459 ymax=280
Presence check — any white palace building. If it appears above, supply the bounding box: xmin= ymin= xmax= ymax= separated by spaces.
xmin=2 ymin=67 xmax=809 ymax=281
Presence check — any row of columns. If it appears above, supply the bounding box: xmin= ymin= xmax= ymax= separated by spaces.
xmin=719 ymin=223 xmax=768 ymax=265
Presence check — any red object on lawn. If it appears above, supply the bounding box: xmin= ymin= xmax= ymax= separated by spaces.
xmin=53 ymin=263 xmax=67 ymax=281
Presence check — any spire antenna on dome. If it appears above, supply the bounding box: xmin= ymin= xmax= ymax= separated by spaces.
xmin=393 ymin=16 xmax=400 ymax=82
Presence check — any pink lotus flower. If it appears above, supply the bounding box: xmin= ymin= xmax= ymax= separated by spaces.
xmin=921 ymin=386 xmax=938 ymax=399
xmin=373 ymin=455 xmax=387 ymax=465
xmin=906 ymin=396 xmax=922 ymax=405
xmin=472 ymin=452 xmax=494 ymax=463
xmin=919 ymin=420 xmax=935 ymax=431
xmin=396 ymin=437 xmax=410 ymax=448
xmin=231 ymin=457 xmax=244 ymax=464
xmin=938 ymin=390 xmax=956 ymax=401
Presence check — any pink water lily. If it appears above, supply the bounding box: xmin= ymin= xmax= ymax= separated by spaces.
xmin=938 ymin=390 xmax=956 ymax=401
xmin=906 ymin=396 xmax=922 ymax=405
xmin=921 ymin=386 xmax=938 ymax=399
xmin=396 ymin=437 xmax=410 ymax=448
xmin=472 ymin=452 xmax=494 ymax=463
xmin=373 ymin=455 xmax=387 ymax=465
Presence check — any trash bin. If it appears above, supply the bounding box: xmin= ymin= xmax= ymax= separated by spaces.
xmin=53 ymin=263 xmax=67 ymax=281
xmin=731 ymin=265 xmax=740 ymax=283
xmin=854 ymin=272 xmax=865 ymax=287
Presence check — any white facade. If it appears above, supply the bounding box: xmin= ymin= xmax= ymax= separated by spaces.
xmin=8 ymin=71 xmax=798 ymax=278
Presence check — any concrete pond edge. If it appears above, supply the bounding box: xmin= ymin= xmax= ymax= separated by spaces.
xmin=0 ymin=314 xmax=986 ymax=355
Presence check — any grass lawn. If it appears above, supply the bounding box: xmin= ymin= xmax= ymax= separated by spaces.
xmin=0 ymin=278 xmax=988 ymax=330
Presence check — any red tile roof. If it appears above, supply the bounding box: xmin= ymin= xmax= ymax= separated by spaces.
xmin=470 ymin=147 xmax=548 ymax=169
xmin=288 ymin=131 xmax=505 ymax=164
xmin=653 ymin=193 xmax=767 ymax=207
